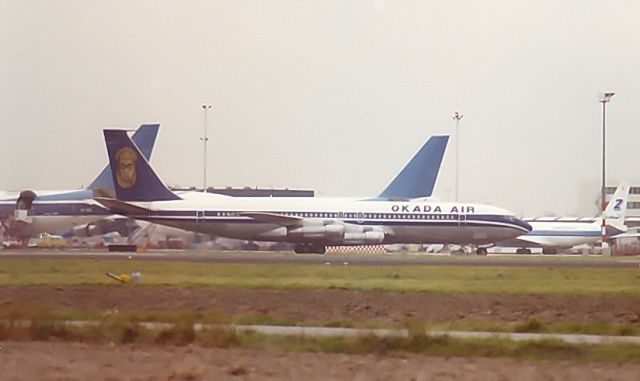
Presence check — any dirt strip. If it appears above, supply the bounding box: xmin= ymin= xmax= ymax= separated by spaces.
xmin=0 ymin=341 xmax=639 ymax=381
xmin=1 ymin=287 xmax=639 ymax=324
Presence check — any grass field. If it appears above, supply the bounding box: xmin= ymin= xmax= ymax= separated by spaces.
xmin=0 ymin=258 xmax=639 ymax=295
xmin=2 ymin=257 xmax=640 ymax=364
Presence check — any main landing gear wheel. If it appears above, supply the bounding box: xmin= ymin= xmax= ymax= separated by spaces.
xmin=294 ymin=243 xmax=326 ymax=255
xmin=515 ymin=248 xmax=532 ymax=254
xmin=476 ymin=247 xmax=488 ymax=256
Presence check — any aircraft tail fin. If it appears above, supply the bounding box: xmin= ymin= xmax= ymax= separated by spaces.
xmin=601 ymin=183 xmax=630 ymax=233
xmin=103 ymin=129 xmax=180 ymax=202
xmin=88 ymin=124 xmax=159 ymax=190
xmin=378 ymin=135 xmax=449 ymax=200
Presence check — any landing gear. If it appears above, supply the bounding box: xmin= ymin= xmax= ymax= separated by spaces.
xmin=475 ymin=247 xmax=488 ymax=256
xmin=515 ymin=248 xmax=532 ymax=254
xmin=294 ymin=243 xmax=326 ymax=255
xmin=542 ymin=247 xmax=557 ymax=255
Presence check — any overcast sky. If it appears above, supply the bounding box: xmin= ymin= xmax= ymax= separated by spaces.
xmin=1 ymin=0 xmax=639 ymax=216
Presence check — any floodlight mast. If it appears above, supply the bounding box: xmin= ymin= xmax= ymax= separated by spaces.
xmin=599 ymin=92 xmax=615 ymax=254
xmin=201 ymin=105 xmax=213 ymax=193
xmin=453 ymin=112 xmax=464 ymax=203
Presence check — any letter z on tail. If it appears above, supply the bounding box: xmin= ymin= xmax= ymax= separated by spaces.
xmin=603 ymin=183 xmax=630 ymax=233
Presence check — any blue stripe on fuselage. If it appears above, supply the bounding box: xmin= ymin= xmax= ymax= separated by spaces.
xmin=526 ymin=230 xmax=601 ymax=237
xmin=0 ymin=200 xmax=110 ymax=217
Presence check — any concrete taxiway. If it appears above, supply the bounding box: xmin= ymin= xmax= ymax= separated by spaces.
xmin=0 ymin=249 xmax=639 ymax=268
xmin=16 ymin=319 xmax=640 ymax=346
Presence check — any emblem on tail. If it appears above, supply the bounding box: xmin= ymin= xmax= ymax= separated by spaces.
xmin=115 ymin=147 xmax=138 ymax=189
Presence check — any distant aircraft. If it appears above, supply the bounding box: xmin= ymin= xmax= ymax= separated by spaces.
xmin=495 ymin=184 xmax=630 ymax=254
xmin=95 ymin=129 xmax=531 ymax=254
xmin=375 ymin=135 xmax=449 ymax=200
xmin=0 ymin=124 xmax=159 ymax=239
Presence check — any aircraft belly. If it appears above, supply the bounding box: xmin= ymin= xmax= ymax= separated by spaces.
xmin=388 ymin=225 xmax=520 ymax=245
xmin=526 ymin=236 xmax=598 ymax=248
xmin=142 ymin=218 xmax=526 ymax=246
xmin=497 ymin=235 xmax=599 ymax=249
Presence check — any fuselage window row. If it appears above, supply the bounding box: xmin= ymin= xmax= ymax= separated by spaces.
xmin=207 ymin=212 xmax=461 ymax=222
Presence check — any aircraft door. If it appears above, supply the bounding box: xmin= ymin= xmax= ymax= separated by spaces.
xmin=458 ymin=211 xmax=466 ymax=227
xmin=196 ymin=210 xmax=205 ymax=223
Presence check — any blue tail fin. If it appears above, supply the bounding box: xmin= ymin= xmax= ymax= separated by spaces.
xmin=103 ymin=129 xmax=180 ymax=201
xmin=378 ymin=135 xmax=449 ymax=200
xmin=88 ymin=124 xmax=159 ymax=190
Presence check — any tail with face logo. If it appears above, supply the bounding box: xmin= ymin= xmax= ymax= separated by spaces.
xmin=88 ymin=124 xmax=160 ymax=190
xmin=102 ymin=129 xmax=180 ymax=202
xmin=601 ymin=183 xmax=629 ymax=234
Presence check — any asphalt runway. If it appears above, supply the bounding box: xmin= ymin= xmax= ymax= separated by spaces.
xmin=1 ymin=249 xmax=639 ymax=268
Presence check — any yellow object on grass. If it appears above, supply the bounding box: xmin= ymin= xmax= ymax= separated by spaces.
xmin=106 ymin=272 xmax=131 ymax=283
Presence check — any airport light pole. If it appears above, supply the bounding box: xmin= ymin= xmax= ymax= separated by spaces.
xmin=453 ymin=112 xmax=464 ymax=202
xmin=599 ymin=92 xmax=615 ymax=254
xmin=201 ymin=105 xmax=212 ymax=193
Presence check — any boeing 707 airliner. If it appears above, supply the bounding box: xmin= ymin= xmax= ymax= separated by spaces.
xmin=95 ymin=130 xmax=531 ymax=254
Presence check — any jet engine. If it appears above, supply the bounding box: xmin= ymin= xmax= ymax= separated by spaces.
xmin=287 ymin=223 xmax=385 ymax=245
xmin=287 ymin=224 xmax=345 ymax=241
xmin=342 ymin=231 xmax=385 ymax=244
xmin=72 ymin=218 xmax=137 ymax=238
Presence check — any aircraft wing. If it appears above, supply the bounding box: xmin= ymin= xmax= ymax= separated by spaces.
xmin=238 ymin=212 xmax=304 ymax=226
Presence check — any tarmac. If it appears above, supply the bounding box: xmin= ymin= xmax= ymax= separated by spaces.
xmin=1 ymin=249 xmax=639 ymax=268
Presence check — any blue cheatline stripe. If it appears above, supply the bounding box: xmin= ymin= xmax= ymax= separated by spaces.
xmin=526 ymin=230 xmax=601 ymax=237
xmin=137 ymin=214 xmax=530 ymax=232
xmin=147 ymin=210 xmax=523 ymax=225
xmin=0 ymin=201 xmax=112 ymax=217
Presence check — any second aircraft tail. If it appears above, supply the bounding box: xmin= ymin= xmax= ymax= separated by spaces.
xmin=378 ymin=135 xmax=449 ymax=200
xmin=602 ymin=183 xmax=630 ymax=233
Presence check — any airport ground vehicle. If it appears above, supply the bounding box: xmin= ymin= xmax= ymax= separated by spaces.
xmin=29 ymin=233 xmax=67 ymax=248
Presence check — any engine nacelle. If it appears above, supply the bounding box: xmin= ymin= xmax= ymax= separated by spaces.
xmin=72 ymin=219 xmax=133 ymax=238
xmin=72 ymin=222 xmax=100 ymax=238
xmin=342 ymin=231 xmax=385 ymax=245
xmin=287 ymin=224 xmax=345 ymax=241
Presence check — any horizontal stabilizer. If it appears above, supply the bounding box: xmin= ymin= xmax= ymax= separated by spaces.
xmin=94 ymin=197 xmax=151 ymax=216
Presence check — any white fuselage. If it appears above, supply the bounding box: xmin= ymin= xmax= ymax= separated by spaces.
xmin=502 ymin=219 xmax=603 ymax=249
xmin=120 ymin=192 xmax=531 ymax=246
xmin=0 ymin=190 xmax=112 ymax=236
